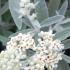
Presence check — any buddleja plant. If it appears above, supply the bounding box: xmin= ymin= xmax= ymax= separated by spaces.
xmin=0 ymin=0 xmax=70 ymax=70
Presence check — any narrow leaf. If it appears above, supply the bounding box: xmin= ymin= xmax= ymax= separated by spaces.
xmin=55 ymin=60 xmax=70 ymax=70
xmin=9 ymin=0 xmax=22 ymax=30
xmin=34 ymin=0 xmax=49 ymax=22
xmin=48 ymin=0 xmax=61 ymax=16
xmin=62 ymin=39 xmax=70 ymax=49
xmin=24 ymin=16 xmax=41 ymax=29
xmin=58 ymin=0 xmax=68 ymax=15
xmin=28 ymin=16 xmax=41 ymax=30
xmin=61 ymin=22 xmax=70 ymax=28
xmin=22 ymin=17 xmax=34 ymax=28
xmin=59 ymin=18 xmax=70 ymax=24
xmin=55 ymin=27 xmax=70 ymax=41
xmin=53 ymin=24 xmax=64 ymax=32
xmin=0 ymin=35 xmax=8 ymax=45
xmin=41 ymin=15 xmax=64 ymax=28
xmin=2 ymin=30 xmax=13 ymax=37
xmin=62 ymin=54 xmax=70 ymax=63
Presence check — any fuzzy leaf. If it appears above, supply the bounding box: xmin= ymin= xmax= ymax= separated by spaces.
xmin=53 ymin=24 xmax=64 ymax=32
xmin=34 ymin=0 xmax=49 ymax=22
xmin=48 ymin=0 xmax=61 ymax=16
xmin=9 ymin=0 xmax=22 ymax=30
xmin=28 ymin=16 xmax=41 ymax=30
xmin=55 ymin=60 xmax=70 ymax=70
xmin=62 ymin=39 xmax=70 ymax=49
xmin=2 ymin=30 xmax=13 ymax=37
xmin=61 ymin=23 xmax=70 ymax=28
xmin=62 ymin=54 xmax=70 ymax=63
xmin=58 ymin=0 xmax=68 ymax=15
xmin=22 ymin=17 xmax=34 ymax=28
xmin=41 ymin=15 xmax=64 ymax=28
xmin=55 ymin=27 xmax=70 ymax=41
xmin=59 ymin=18 xmax=70 ymax=25
xmin=0 ymin=35 xmax=8 ymax=45
xmin=26 ymin=16 xmax=41 ymax=30
xmin=0 ymin=26 xmax=13 ymax=37
xmin=53 ymin=18 xmax=70 ymax=32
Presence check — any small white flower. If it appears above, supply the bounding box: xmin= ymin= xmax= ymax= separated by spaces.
xmin=49 ymin=39 xmax=64 ymax=51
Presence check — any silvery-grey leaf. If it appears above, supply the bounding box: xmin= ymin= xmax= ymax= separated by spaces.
xmin=41 ymin=15 xmax=64 ymax=28
xmin=22 ymin=15 xmax=41 ymax=30
xmin=33 ymin=20 xmax=41 ymax=29
xmin=61 ymin=22 xmax=70 ymax=28
xmin=58 ymin=0 xmax=68 ymax=15
xmin=2 ymin=30 xmax=13 ymax=37
xmin=48 ymin=0 xmax=61 ymax=16
xmin=59 ymin=18 xmax=70 ymax=25
xmin=62 ymin=54 xmax=70 ymax=63
xmin=55 ymin=27 xmax=70 ymax=41
xmin=22 ymin=17 xmax=34 ymax=28
xmin=66 ymin=9 xmax=70 ymax=17
xmin=62 ymin=39 xmax=70 ymax=49
xmin=0 ymin=26 xmax=13 ymax=37
xmin=0 ymin=35 xmax=8 ymax=45
xmin=53 ymin=18 xmax=70 ymax=32
xmin=29 ymin=19 xmax=41 ymax=31
xmin=27 ymin=16 xmax=41 ymax=30
xmin=53 ymin=24 xmax=64 ymax=32
xmin=34 ymin=0 xmax=49 ymax=22
xmin=9 ymin=0 xmax=22 ymax=30
xmin=55 ymin=60 xmax=70 ymax=70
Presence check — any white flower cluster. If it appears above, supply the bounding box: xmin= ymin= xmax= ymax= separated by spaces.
xmin=28 ymin=30 xmax=64 ymax=70
xmin=0 ymin=30 xmax=64 ymax=70
xmin=27 ymin=51 xmax=62 ymax=70
xmin=19 ymin=0 xmax=37 ymax=20
xmin=22 ymin=30 xmax=64 ymax=70
xmin=7 ymin=33 xmax=35 ymax=51
xmin=0 ymin=33 xmax=35 ymax=70
xmin=38 ymin=30 xmax=64 ymax=51
xmin=0 ymin=49 xmax=22 ymax=70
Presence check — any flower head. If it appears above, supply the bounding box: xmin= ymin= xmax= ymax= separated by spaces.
xmin=29 ymin=30 xmax=64 ymax=70
xmin=0 ymin=49 xmax=23 ymax=70
xmin=19 ymin=0 xmax=37 ymax=20
xmin=0 ymin=30 xmax=64 ymax=70
xmin=7 ymin=33 xmax=35 ymax=52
